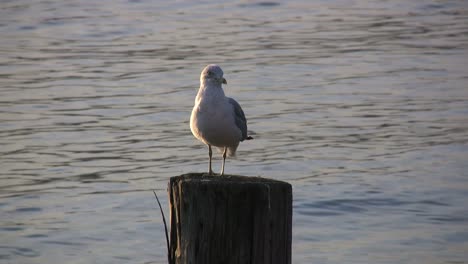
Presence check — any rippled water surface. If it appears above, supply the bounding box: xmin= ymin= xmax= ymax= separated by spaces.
xmin=1 ymin=0 xmax=468 ymax=263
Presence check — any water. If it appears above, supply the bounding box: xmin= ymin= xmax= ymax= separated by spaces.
xmin=1 ymin=0 xmax=468 ymax=263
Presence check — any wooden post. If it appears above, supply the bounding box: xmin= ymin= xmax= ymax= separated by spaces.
xmin=168 ymin=173 xmax=292 ymax=264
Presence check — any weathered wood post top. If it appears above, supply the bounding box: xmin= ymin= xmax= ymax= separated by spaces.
xmin=169 ymin=173 xmax=292 ymax=264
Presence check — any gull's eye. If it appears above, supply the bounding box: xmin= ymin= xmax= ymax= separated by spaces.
xmin=207 ymin=71 xmax=212 ymax=76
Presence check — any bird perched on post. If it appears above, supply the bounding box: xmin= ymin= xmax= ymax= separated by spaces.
xmin=190 ymin=64 xmax=253 ymax=175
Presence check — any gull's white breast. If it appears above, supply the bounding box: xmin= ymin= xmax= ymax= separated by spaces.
xmin=190 ymin=97 xmax=242 ymax=148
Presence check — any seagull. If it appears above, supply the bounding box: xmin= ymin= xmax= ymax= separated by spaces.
xmin=190 ymin=64 xmax=253 ymax=175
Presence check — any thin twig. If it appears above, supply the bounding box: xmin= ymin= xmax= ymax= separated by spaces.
xmin=153 ymin=190 xmax=171 ymax=264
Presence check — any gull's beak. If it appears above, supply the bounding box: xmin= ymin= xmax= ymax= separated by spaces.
xmin=222 ymin=78 xmax=227 ymax=84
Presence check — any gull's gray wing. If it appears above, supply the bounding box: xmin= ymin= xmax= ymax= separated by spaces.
xmin=228 ymin=97 xmax=250 ymax=141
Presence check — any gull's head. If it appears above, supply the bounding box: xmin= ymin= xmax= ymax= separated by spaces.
xmin=200 ymin=64 xmax=227 ymax=86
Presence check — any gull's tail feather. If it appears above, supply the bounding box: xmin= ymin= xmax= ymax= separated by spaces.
xmin=227 ymin=146 xmax=237 ymax=157
xmin=217 ymin=145 xmax=238 ymax=157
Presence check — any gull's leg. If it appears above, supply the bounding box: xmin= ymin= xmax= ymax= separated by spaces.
xmin=220 ymin=147 xmax=227 ymax=176
xmin=208 ymin=145 xmax=214 ymax=175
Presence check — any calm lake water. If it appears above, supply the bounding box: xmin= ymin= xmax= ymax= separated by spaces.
xmin=1 ymin=0 xmax=468 ymax=263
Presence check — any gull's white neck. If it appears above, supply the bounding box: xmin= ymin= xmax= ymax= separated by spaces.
xmin=196 ymin=80 xmax=225 ymax=104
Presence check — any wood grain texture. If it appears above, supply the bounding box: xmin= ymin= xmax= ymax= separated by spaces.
xmin=169 ymin=173 xmax=292 ymax=264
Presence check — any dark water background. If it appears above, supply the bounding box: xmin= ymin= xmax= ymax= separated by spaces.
xmin=1 ymin=0 xmax=468 ymax=263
